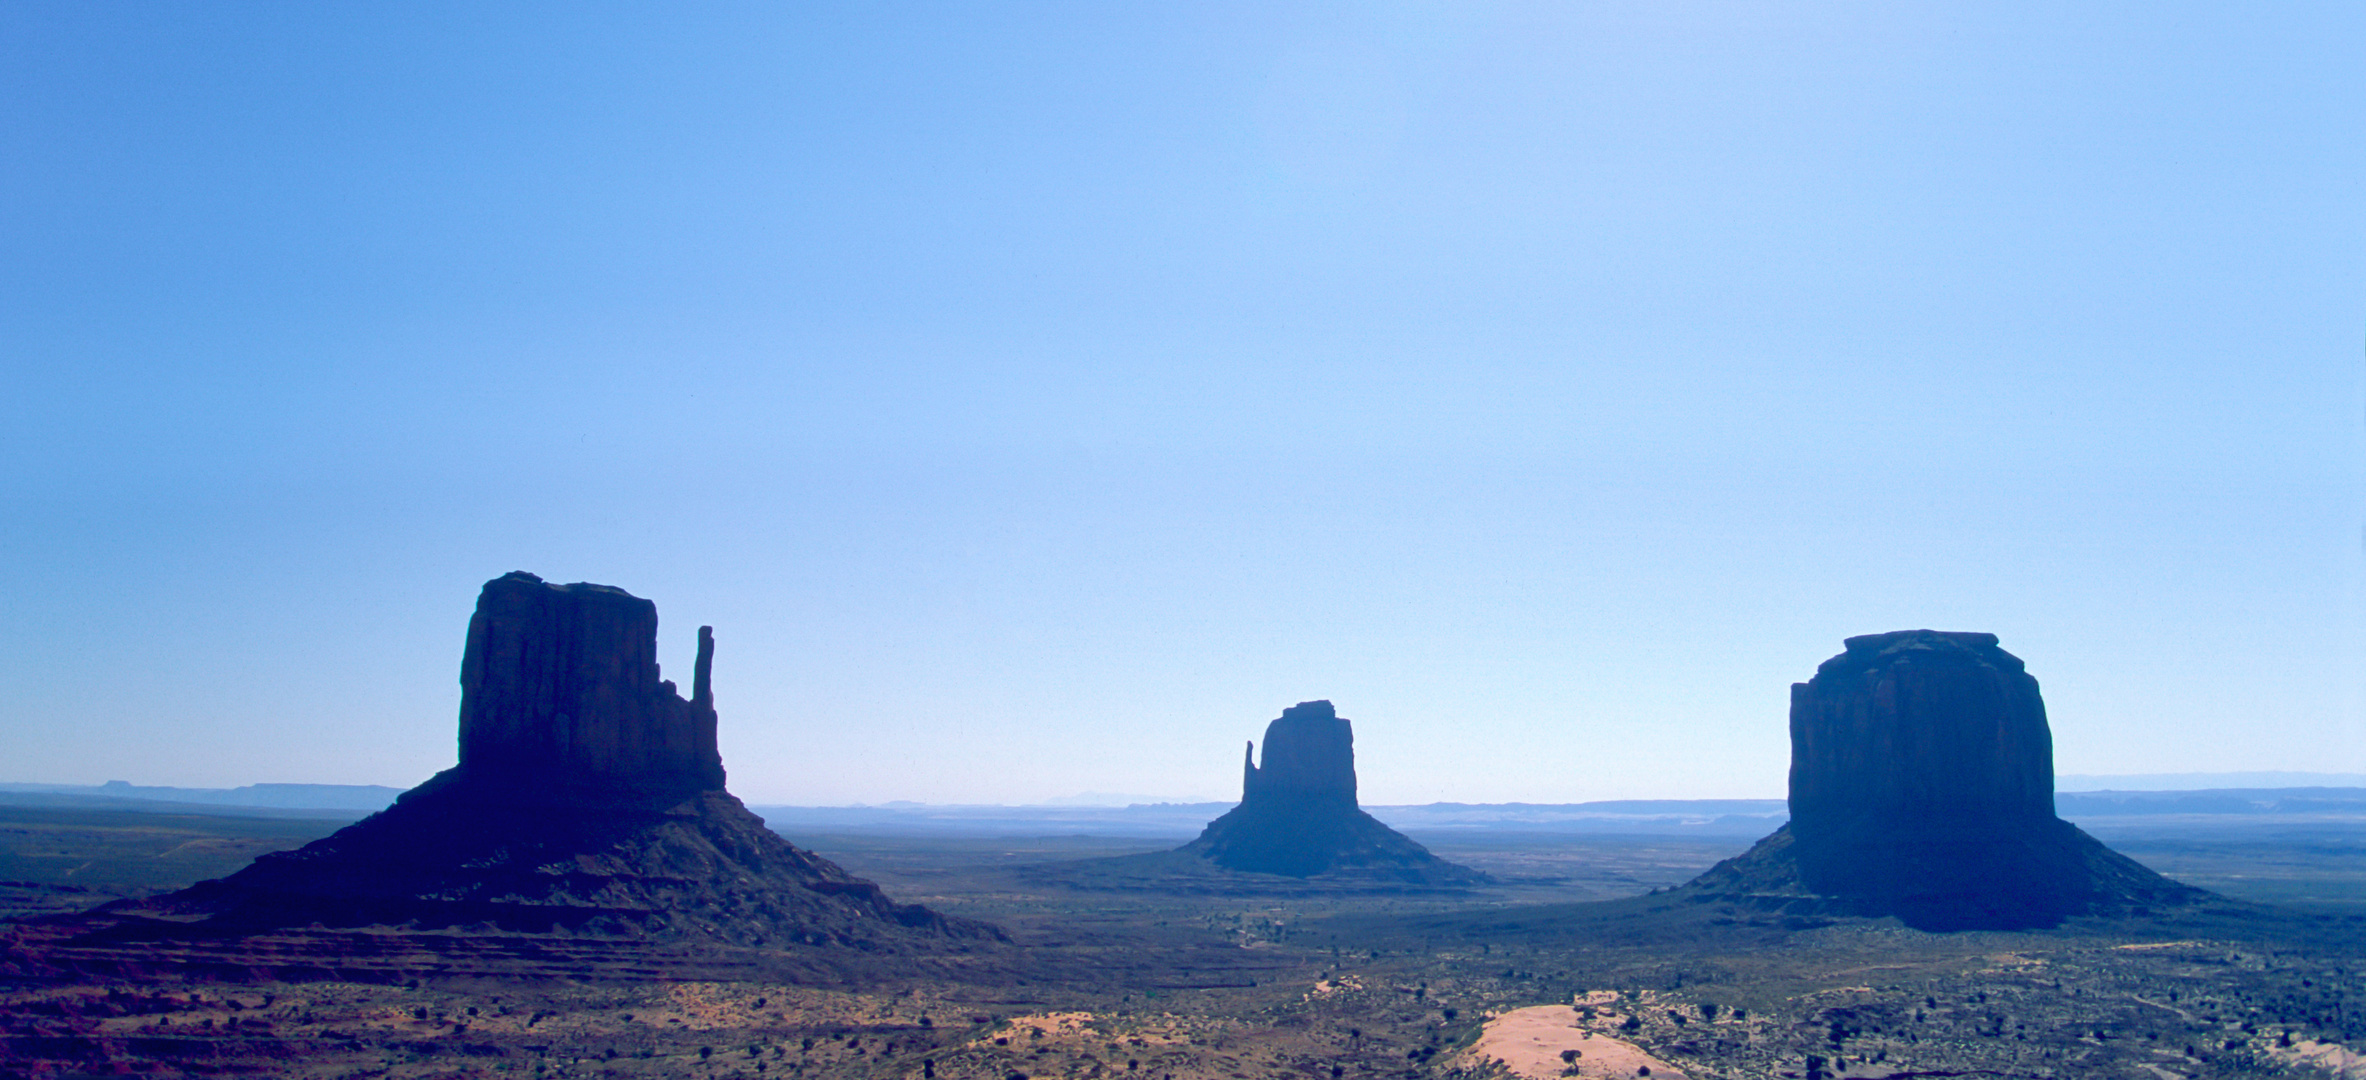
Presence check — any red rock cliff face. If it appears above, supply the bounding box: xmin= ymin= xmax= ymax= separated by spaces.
xmin=455 ymin=572 xmax=724 ymax=802
xmin=1787 ymin=630 xmax=2053 ymax=832
xmin=1241 ymin=700 xmax=1358 ymax=811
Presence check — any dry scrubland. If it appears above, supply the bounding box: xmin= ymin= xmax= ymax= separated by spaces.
xmin=10 ymin=606 xmax=2363 ymax=1079
xmin=6 ymin=812 xmax=2366 ymax=1080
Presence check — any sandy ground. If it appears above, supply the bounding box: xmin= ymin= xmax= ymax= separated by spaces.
xmin=2272 ymin=1038 xmax=2366 ymax=1076
xmin=1464 ymin=1002 xmax=1687 ymax=1080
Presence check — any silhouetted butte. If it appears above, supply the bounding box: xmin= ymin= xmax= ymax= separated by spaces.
xmin=110 ymin=572 xmax=994 ymax=948
xmin=1685 ymin=630 xmax=2199 ymax=930
xmin=1178 ymin=700 xmax=1486 ymax=885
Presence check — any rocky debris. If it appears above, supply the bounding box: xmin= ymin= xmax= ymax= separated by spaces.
xmin=74 ymin=573 xmax=998 ymax=952
xmin=1176 ymin=701 xmax=1487 ymax=885
xmin=1685 ymin=630 xmax=2200 ymax=930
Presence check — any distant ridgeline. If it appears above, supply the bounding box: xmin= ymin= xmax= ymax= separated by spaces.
xmin=2057 ymin=772 xmax=2366 ymax=791
xmin=0 ymin=782 xmax=402 ymax=813
xmin=8 ymin=782 xmax=2366 ymax=834
xmin=747 ymin=799 xmax=1793 ymax=839
xmin=739 ymin=789 xmax=2366 ymax=841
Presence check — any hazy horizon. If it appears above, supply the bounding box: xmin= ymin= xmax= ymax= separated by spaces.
xmin=5 ymin=2 xmax=2362 ymax=805
xmin=13 ymin=770 xmax=2366 ymax=812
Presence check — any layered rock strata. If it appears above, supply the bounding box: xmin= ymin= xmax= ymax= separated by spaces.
xmin=1686 ymin=630 xmax=2197 ymax=930
xmin=101 ymin=572 xmax=993 ymax=949
xmin=1179 ymin=701 xmax=1486 ymax=885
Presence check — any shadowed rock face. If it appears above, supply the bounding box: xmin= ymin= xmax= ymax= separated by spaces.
xmin=456 ymin=572 xmax=724 ymax=803
xmin=1240 ymin=700 xmax=1357 ymax=812
xmin=1788 ymin=630 xmax=2052 ymax=833
xmin=1181 ymin=701 xmax=1485 ymax=885
xmin=1687 ymin=630 xmax=2198 ymax=930
xmin=104 ymin=573 xmax=996 ymax=950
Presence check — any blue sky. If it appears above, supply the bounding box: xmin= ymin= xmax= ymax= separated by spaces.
xmin=3 ymin=2 xmax=2360 ymax=804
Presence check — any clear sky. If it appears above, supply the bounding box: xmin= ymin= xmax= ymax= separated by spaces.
xmin=4 ymin=2 xmax=2360 ymax=806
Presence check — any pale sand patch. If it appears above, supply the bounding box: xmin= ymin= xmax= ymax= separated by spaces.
xmin=2270 ymin=1037 xmax=2366 ymax=1075
xmin=1308 ymin=976 xmax=1365 ymax=998
xmin=971 ymin=1011 xmax=1100 ymax=1048
xmin=1006 ymin=1011 xmax=1094 ymax=1035
xmin=1462 ymin=1004 xmax=1686 ymax=1080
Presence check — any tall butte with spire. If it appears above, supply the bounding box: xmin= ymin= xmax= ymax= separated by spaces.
xmin=1683 ymin=630 xmax=2199 ymax=930
xmin=1175 ymin=700 xmax=1486 ymax=885
xmin=449 ymin=573 xmax=724 ymax=802
xmin=102 ymin=572 xmax=995 ymax=949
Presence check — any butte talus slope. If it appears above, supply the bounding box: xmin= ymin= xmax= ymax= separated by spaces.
xmin=1682 ymin=629 xmax=2201 ymax=930
xmin=87 ymin=572 xmax=996 ymax=951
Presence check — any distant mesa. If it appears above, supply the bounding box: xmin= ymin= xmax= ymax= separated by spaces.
xmin=83 ymin=571 xmax=997 ymax=951
xmin=1131 ymin=700 xmax=1489 ymax=889
xmin=1684 ymin=630 xmax=2202 ymax=930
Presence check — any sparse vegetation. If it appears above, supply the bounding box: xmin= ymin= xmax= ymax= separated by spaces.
xmin=2 ymin=811 xmax=2363 ymax=1078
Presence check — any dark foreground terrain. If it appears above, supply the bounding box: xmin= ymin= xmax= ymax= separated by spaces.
xmin=5 ymin=805 xmax=2366 ymax=1079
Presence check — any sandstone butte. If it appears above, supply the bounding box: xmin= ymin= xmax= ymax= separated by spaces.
xmin=1178 ymin=700 xmax=1489 ymax=886
xmin=84 ymin=571 xmax=998 ymax=950
xmin=1682 ymin=629 xmax=2200 ymax=930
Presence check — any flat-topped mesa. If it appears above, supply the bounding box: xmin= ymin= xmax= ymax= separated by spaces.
xmin=1241 ymin=699 xmax=1358 ymax=811
xmin=1684 ymin=629 xmax=2198 ymax=931
xmin=1788 ymin=630 xmax=2053 ymax=835
xmin=455 ymin=572 xmax=723 ymax=803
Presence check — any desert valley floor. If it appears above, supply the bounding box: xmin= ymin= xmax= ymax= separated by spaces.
xmin=5 ymin=803 xmax=2366 ymax=1080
